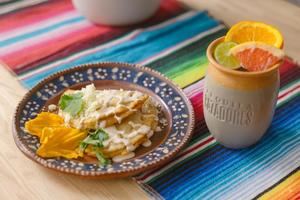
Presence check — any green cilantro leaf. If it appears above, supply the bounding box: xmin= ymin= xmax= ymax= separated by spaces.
xmin=96 ymin=129 xmax=109 ymax=142
xmin=95 ymin=150 xmax=110 ymax=166
xmin=58 ymin=93 xmax=83 ymax=116
xmin=79 ymin=128 xmax=110 ymax=166
xmin=81 ymin=128 xmax=109 ymax=148
xmin=79 ymin=142 xmax=88 ymax=152
xmin=81 ymin=135 xmax=104 ymax=147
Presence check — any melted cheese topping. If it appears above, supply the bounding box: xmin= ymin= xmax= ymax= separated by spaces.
xmin=112 ymin=152 xmax=135 ymax=163
xmin=81 ymin=84 xmax=143 ymax=118
xmin=142 ymin=140 xmax=152 ymax=147
xmin=102 ymin=121 xmax=150 ymax=151
xmin=59 ymin=84 xmax=146 ymax=129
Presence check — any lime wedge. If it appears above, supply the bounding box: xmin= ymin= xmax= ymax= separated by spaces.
xmin=214 ymin=41 xmax=240 ymax=69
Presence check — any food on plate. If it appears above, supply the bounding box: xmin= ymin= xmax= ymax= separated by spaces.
xmin=59 ymin=86 xmax=149 ymax=129
xmin=25 ymin=84 xmax=162 ymax=165
xmin=37 ymin=127 xmax=87 ymax=159
xmin=25 ymin=112 xmax=64 ymax=137
xmin=214 ymin=21 xmax=285 ymax=72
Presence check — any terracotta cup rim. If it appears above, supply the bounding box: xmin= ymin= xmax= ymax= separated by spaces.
xmin=206 ymin=36 xmax=282 ymax=77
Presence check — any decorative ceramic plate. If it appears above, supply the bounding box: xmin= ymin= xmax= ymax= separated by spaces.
xmin=13 ymin=62 xmax=194 ymax=178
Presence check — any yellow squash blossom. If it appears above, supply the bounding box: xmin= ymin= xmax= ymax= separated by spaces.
xmin=25 ymin=112 xmax=87 ymax=159
xmin=25 ymin=112 xmax=64 ymax=137
xmin=37 ymin=127 xmax=87 ymax=159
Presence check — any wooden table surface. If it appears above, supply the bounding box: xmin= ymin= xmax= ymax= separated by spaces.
xmin=1 ymin=0 xmax=299 ymax=199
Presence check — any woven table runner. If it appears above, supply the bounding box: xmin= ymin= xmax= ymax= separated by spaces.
xmin=1 ymin=0 xmax=299 ymax=199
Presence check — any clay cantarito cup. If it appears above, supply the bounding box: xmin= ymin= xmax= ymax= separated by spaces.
xmin=204 ymin=37 xmax=281 ymax=149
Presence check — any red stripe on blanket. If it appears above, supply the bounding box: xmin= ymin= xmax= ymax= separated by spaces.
xmin=0 ymin=0 xmax=73 ymax=32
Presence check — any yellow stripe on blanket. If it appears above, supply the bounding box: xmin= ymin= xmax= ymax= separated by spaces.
xmin=259 ymin=170 xmax=300 ymax=200
xmin=172 ymin=64 xmax=207 ymax=88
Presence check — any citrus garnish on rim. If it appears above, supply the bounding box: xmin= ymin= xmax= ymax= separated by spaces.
xmin=229 ymin=42 xmax=284 ymax=72
xmin=213 ymin=41 xmax=240 ymax=69
xmin=224 ymin=21 xmax=284 ymax=49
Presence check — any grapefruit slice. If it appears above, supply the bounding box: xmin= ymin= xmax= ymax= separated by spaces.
xmin=214 ymin=41 xmax=240 ymax=69
xmin=225 ymin=21 xmax=284 ymax=49
xmin=229 ymin=42 xmax=284 ymax=72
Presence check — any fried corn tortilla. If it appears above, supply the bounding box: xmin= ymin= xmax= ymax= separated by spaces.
xmin=58 ymin=84 xmax=160 ymax=161
xmin=85 ymin=98 xmax=158 ymax=158
xmin=59 ymin=85 xmax=149 ymax=129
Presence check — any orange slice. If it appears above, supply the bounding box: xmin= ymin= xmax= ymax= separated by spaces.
xmin=225 ymin=21 xmax=284 ymax=49
xmin=230 ymin=42 xmax=284 ymax=72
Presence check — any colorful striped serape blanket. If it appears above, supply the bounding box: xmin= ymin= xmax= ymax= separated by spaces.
xmin=1 ymin=0 xmax=299 ymax=199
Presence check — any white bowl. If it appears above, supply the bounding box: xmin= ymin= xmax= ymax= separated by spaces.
xmin=72 ymin=0 xmax=161 ymax=26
